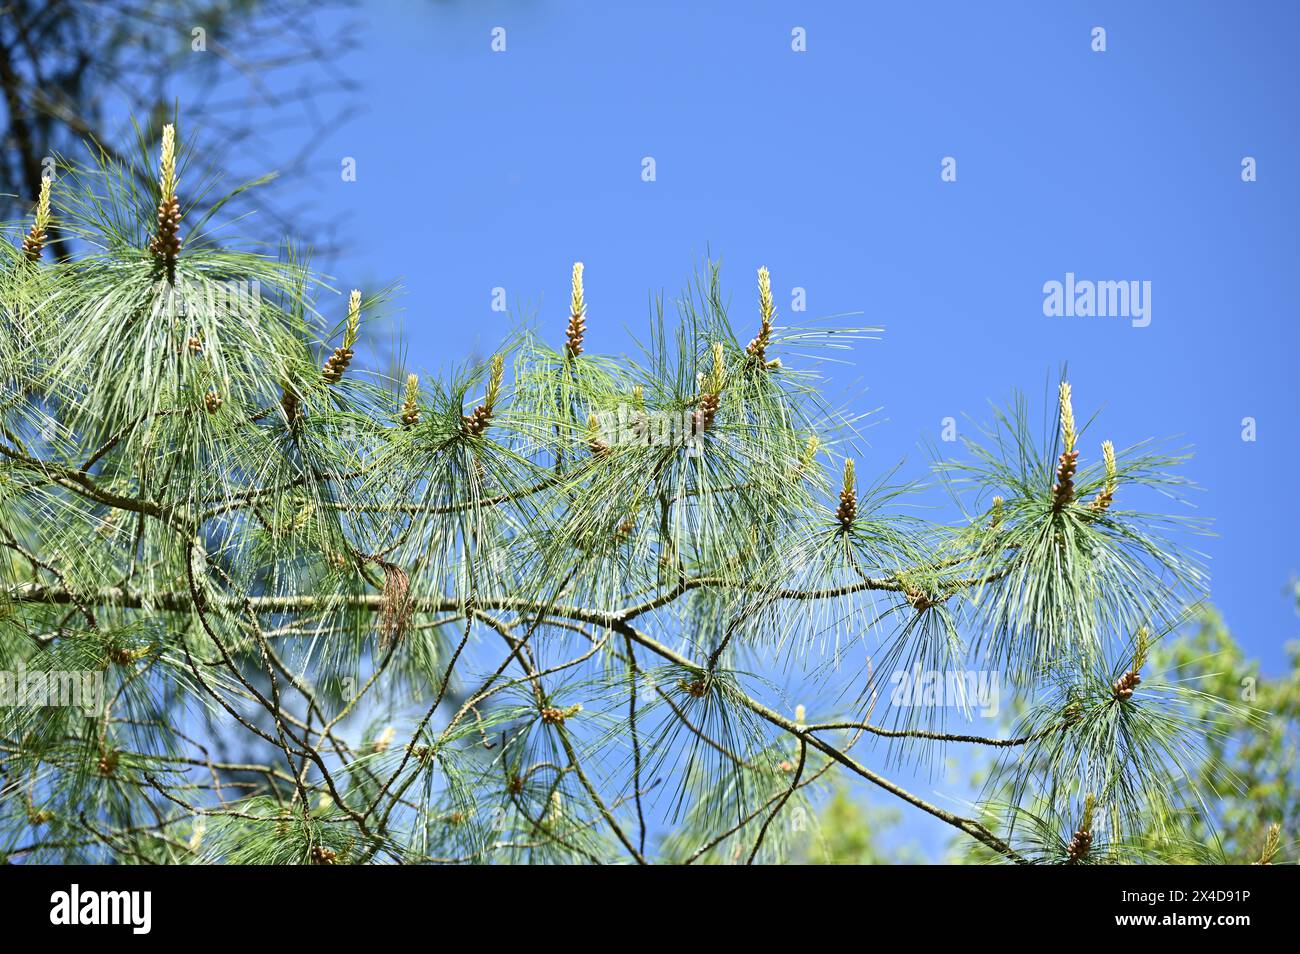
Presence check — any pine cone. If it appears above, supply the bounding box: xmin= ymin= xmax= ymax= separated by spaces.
xmin=836 ymin=486 xmax=857 ymax=531
xmin=462 ymin=403 xmax=491 ymax=436
xmin=905 ymin=588 xmax=937 ymax=612
xmin=204 ymin=392 xmax=223 ymax=413
xmin=310 ymin=846 xmax=337 ymax=865
xmin=322 ymin=346 xmax=354 ymax=383
xmin=148 ymin=194 xmax=183 ymax=279
xmin=1051 ymin=449 xmax=1079 ymax=509
xmin=694 ymin=392 xmax=721 ymax=433
xmin=21 ymin=223 xmax=46 ymax=262
xmin=107 ymin=647 xmax=137 ymax=667
xmin=565 ymin=310 xmax=587 ymax=357
xmin=1113 ymin=669 xmax=1142 ymax=700
xmin=1065 ymin=828 xmax=1092 ymax=863
xmin=282 ymin=388 xmax=304 ymax=425
xmin=681 ymin=677 xmax=708 ymax=698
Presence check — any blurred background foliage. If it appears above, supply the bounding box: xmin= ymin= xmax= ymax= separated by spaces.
xmin=798 ymin=597 xmax=1299 ymax=863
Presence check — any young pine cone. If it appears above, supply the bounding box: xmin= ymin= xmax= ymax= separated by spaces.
xmin=693 ymin=392 xmax=721 ymax=433
xmin=1051 ymin=449 xmax=1079 ymax=509
xmin=322 ymin=346 xmax=354 ymax=383
xmin=462 ymin=404 xmax=491 ymax=436
xmin=836 ymin=486 xmax=857 ymax=531
xmin=204 ymin=392 xmax=223 ymax=413
xmin=23 ymin=176 xmax=52 ymax=262
xmin=21 ymin=221 xmax=46 ymax=262
xmin=836 ymin=460 xmax=857 ymax=531
xmin=565 ymin=310 xmax=587 ymax=357
xmin=461 ymin=354 xmax=504 ymax=436
xmin=539 ymin=703 xmax=580 ymax=726
xmin=681 ymin=677 xmax=709 ymax=698
xmin=747 ymin=266 xmax=776 ymax=365
xmin=107 ymin=646 xmax=136 ymax=666
xmin=1092 ymin=440 xmax=1118 ymax=512
xmin=149 ymin=124 xmax=182 ymax=280
xmin=565 ymin=262 xmax=587 ymax=357
xmin=324 ymin=289 xmax=362 ymax=383
xmin=281 ymin=388 xmax=303 ymax=425
xmin=588 ymin=415 xmax=611 ymax=458
xmin=148 ymin=194 xmax=183 ymax=276
xmin=1065 ymin=828 xmax=1092 ymax=863
xmin=905 ymin=588 xmax=937 ymax=612
xmin=1113 ymin=669 xmax=1141 ymax=700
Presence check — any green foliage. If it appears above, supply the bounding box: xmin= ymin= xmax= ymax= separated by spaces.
xmin=792 ymin=784 xmax=920 ymax=865
xmin=951 ymin=605 xmax=1297 ymax=865
xmin=0 ymin=123 xmax=1273 ymax=865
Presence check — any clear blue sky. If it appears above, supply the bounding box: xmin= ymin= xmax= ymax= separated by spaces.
xmin=177 ymin=0 xmax=1300 ymax=857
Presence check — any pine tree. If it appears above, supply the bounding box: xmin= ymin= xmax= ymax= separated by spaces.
xmin=0 ymin=125 xmax=1258 ymax=864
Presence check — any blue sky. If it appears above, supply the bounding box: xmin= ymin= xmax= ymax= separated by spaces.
xmin=173 ymin=0 xmax=1299 ymax=857
xmin=302 ymin=0 xmax=1298 ymax=657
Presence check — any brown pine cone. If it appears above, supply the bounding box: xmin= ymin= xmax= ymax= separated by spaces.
xmin=1113 ymin=670 xmax=1142 ymax=700
xmin=836 ymin=486 xmax=857 ymax=531
xmin=149 ymin=194 xmax=183 ymax=277
xmin=21 ymin=223 xmax=46 ymax=262
xmin=905 ymin=588 xmax=937 ymax=612
xmin=1065 ymin=828 xmax=1092 ymax=863
xmin=1051 ymin=449 xmax=1079 ymax=509
xmin=462 ymin=404 xmax=491 ymax=436
xmin=681 ymin=677 xmax=708 ymax=698
xmin=565 ymin=310 xmax=587 ymax=357
xmin=322 ymin=346 xmax=354 ymax=383
xmin=694 ymin=392 xmax=721 ymax=432
xmin=282 ymin=388 xmax=304 ymax=425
